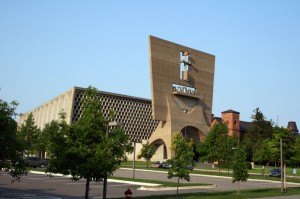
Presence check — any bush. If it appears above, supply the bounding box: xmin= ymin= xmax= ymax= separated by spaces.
xmin=246 ymin=162 xmax=253 ymax=170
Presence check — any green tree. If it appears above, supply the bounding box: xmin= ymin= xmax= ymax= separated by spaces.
xmin=197 ymin=141 xmax=208 ymax=162
xmin=232 ymin=145 xmax=249 ymax=194
xmin=253 ymin=126 xmax=295 ymax=168
xmin=168 ymin=132 xmax=194 ymax=197
xmin=243 ymin=108 xmax=273 ymax=161
xmin=44 ymin=112 xmax=70 ymax=175
xmin=18 ymin=113 xmax=40 ymax=157
xmin=198 ymin=123 xmax=236 ymax=173
xmin=225 ymin=134 xmax=239 ymax=173
xmin=272 ymin=126 xmax=295 ymax=166
xmin=253 ymin=139 xmax=279 ymax=175
xmin=138 ymin=141 xmax=156 ymax=168
xmin=46 ymin=87 xmax=133 ymax=199
xmin=0 ymin=98 xmax=27 ymax=181
xmin=290 ymin=136 xmax=300 ymax=167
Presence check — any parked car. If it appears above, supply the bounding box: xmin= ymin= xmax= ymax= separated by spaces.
xmin=151 ymin=161 xmax=163 ymax=168
xmin=268 ymin=169 xmax=281 ymax=177
xmin=162 ymin=163 xmax=172 ymax=169
xmin=186 ymin=165 xmax=194 ymax=170
xmin=24 ymin=157 xmax=48 ymax=168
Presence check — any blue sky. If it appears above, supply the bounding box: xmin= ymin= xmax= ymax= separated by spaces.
xmin=0 ymin=0 xmax=299 ymax=127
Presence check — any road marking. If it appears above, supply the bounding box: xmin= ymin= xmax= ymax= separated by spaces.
xmin=45 ymin=179 xmax=70 ymax=182
xmin=66 ymin=182 xmax=86 ymax=185
xmin=26 ymin=177 xmax=51 ymax=180
xmin=139 ymin=185 xmax=217 ymax=191
xmin=89 ymin=183 xmax=133 ymax=188
xmin=108 ymin=179 xmax=160 ymax=186
xmin=65 ymin=181 xmax=101 ymax=185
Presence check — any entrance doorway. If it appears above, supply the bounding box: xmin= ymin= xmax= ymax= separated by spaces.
xmin=180 ymin=126 xmax=201 ymax=144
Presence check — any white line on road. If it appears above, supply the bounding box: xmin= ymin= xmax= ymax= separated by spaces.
xmin=66 ymin=182 xmax=86 ymax=185
xmin=90 ymin=184 xmax=129 ymax=188
xmin=44 ymin=179 xmax=70 ymax=182
xmin=26 ymin=177 xmax=51 ymax=180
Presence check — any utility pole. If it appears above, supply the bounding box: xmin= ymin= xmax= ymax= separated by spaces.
xmin=103 ymin=125 xmax=109 ymax=199
xmin=280 ymin=138 xmax=285 ymax=193
xmin=284 ymin=163 xmax=286 ymax=191
xmin=103 ymin=122 xmax=123 ymax=199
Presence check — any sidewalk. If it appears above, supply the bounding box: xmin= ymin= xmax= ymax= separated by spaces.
xmin=30 ymin=170 xmax=160 ymax=186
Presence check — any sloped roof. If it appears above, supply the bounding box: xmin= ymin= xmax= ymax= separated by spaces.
xmin=240 ymin=121 xmax=251 ymax=133
xmin=221 ymin=109 xmax=240 ymax=114
xmin=212 ymin=116 xmax=222 ymax=123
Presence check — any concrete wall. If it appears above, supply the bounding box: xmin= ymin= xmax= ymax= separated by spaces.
xmin=18 ymin=88 xmax=75 ymax=129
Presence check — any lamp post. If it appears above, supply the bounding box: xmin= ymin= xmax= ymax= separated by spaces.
xmin=280 ymin=138 xmax=284 ymax=193
xmin=280 ymin=137 xmax=287 ymax=193
xmin=103 ymin=121 xmax=123 ymax=199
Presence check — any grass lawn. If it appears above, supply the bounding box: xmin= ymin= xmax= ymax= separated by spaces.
xmin=249 ymin=166 xmax=299 ymax=177
xmin=109 ymin=176 xmax=209 ymax=187
xmin=115 ymin=187 xmax=300 ymax=199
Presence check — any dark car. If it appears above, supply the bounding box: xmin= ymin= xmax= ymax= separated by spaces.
xmin=186 ymin=165 xmax=194 ymax=170
xmin=24 ymin=157 xmax=48 ymax=168
xmin=268 ymin=169 xmax=281 ymax=177
xmin=162 ymin=163 xmax=172 ymax=169
xmin=151 ymin=161 xmax=163 ymax=168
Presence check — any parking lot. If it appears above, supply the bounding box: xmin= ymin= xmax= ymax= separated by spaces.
xmin=0 ymin=172 xmax=140 ymax=199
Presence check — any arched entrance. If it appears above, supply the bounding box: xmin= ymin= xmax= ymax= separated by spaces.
xmin=180 ymin=126 xmax=203 ymax=144
xmin=150 ymin=139 xmax=168 ymax=160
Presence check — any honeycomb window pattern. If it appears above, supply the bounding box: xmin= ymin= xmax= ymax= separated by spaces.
xmin=72 ymin=88 xmax=159 ymax=143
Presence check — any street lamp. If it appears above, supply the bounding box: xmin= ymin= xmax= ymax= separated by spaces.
xmin=280 ymin=137 xmax=288 ymax=193
xmin=103 ymin=121 xmax=123 ymax=199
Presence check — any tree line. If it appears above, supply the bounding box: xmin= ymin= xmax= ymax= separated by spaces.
xmin=197 ymin=107 xmax=300 ymax=176
xmin=244 ymin=108 xmax=299 ymax=168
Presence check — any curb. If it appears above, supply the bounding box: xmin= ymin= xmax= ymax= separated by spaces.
xmin=120 ymin=168 xmax=300 ymax=186
xmin=138 ymin=185 xmax=217 ymax=191
xmin=29 ymin=170 xmax=160 ymax=186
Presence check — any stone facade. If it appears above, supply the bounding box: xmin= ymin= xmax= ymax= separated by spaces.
xmin=148 ymin=36 xmax=215 ymax=159
xmin=19 ymin=88 xmax=75 ymax=129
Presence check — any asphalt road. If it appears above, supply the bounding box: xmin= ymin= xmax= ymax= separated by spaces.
xmin=0 ymin=171 xmax=140 ymax=199
xmin=1 ymin=169 xmax=300 ymax=198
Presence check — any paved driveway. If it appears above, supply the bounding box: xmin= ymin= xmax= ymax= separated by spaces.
xmin=0 ymin=172 xmax=140 ymax=198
